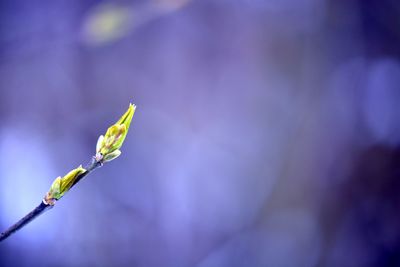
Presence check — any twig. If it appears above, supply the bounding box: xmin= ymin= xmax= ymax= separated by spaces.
xmin=0 ymin=202 xmax=51 ymax=242
xmin=0 ymin=103 xmax=136 ymax=242
xmin=0 ymin=158 xmax=101 ymax=242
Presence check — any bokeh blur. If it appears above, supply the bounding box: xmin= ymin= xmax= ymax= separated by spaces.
xmin=1 ymin=0 xmax=400 ymax=266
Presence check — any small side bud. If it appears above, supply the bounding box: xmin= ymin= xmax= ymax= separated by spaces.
xmin=44 ymin=177 xmax=62 ymax=205
xmin=44 ymin=166 xmax=86 ymax=205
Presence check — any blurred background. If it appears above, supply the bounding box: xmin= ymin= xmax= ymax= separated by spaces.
xmin=1 ymin=0 xmax=400 ymax=266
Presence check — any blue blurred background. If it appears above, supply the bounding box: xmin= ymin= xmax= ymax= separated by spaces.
xmin=1 ymin=0 xmax=400 ymax=266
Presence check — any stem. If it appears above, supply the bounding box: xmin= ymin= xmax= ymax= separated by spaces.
xmin=70 ymin=157 xmax=102 ymax=189
xmin=0 ymin=157 xmax=102 ymax=242
xmin=0 ymin=202 xmax=52 ymax=242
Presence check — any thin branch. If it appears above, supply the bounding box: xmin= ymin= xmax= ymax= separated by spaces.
xmin=0 ymin=103 xmax=135 ymax=243
xmin=0 ymin=158 xmax=101 ymax=242
xmin=0 ymin=202 xmax=51 ymax=242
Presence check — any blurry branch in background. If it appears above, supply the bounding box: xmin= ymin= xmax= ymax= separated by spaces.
xmin=80 ymin=0 xmax=191 ymax=46
xmin=0 ymin=104 xmax=136 ymax=242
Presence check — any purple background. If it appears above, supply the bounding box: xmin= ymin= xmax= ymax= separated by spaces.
xmin=1 ymin=0 xmax=400 ymax=266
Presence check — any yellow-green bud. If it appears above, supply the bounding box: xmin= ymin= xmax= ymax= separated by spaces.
xmin=44 ymin=166 xmax=86 ymax=205
xmin=96 ymin=103 xmax=135 ymax=162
